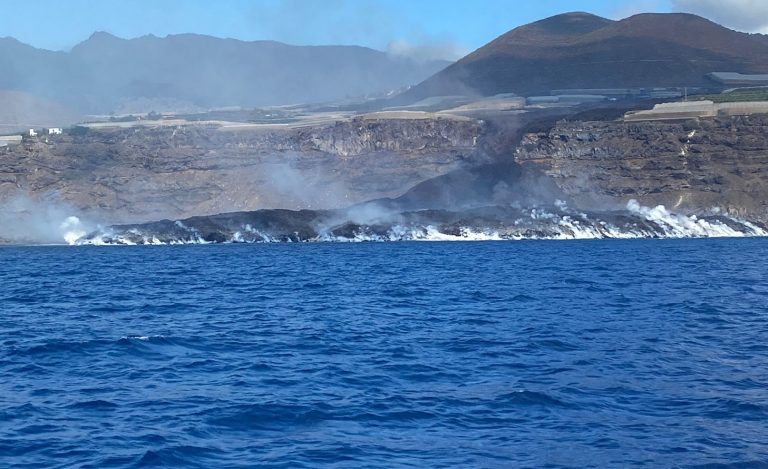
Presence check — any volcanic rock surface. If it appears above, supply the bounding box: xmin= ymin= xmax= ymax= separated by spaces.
xmin=515 ymin=114 xmax=768 ymax=221
xmin=0 ymin=115 xmax=482 ymax=223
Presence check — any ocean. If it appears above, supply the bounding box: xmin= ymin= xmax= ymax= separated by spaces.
xmin=1 ymin=239 xmax=767 ymax=468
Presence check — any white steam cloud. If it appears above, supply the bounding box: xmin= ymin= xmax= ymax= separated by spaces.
xmin=252 ymin=0 xmax=467 ymax=61
xmin=261 ymin=160 xmax=351 ymax=210
xmin=386 ymin=39 xmax=467 ymax=62
xmin=610 ymin=0 xmax=667 ymax=20
xmin=672 ymin=0 xmax=768 ymax=33
xmin=0 ymin=193 xmax=92 ymax=244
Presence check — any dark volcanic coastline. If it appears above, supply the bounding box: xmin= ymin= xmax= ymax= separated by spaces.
xmin=3 ymin=11 xmax=768 ymax=244
xmin=515 ymin=114 xmax=768 ymax=222
xmin=5 ymin=107 xmax=768 ymax=244
xmin=77 ymin=143 xmax=768 ymax=245
xmin=82 ymin=203 xmax=767 ymax=245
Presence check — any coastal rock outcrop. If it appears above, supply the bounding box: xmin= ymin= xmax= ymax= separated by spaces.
xmin=515 ymin=114 xmax=768 ymax=221
xmin=0 ymin=115 xmax=481 ymax=223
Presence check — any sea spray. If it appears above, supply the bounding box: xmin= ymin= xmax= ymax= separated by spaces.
xmin=72 ymin=201 xmax=768 ymax=245
xmin=625 ymin=199 xmax=766 ymax=238
xmin=61 ymin=216 xmax=88 ymax=245
xmin=0 ymin=193 xmax=94 ymax=244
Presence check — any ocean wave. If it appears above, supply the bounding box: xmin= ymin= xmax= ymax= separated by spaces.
xmin=496 ymin=390 xmax=573 ymax=408
xmin=120 ymin=335 xmax=154 ymax=341
xmin=4 ymin=239 xmax=768 ymax=467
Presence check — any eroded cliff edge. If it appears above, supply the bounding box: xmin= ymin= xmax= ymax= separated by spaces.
xmin=515 ymin=114 xmax=768 ymax=221
xmin=0 ymin=114 xmax=482 ymax=223
xmin=4 ymin=108 xmax=768 ymax=242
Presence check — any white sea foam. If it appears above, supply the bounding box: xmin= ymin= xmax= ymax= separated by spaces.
xmin=626 ymin=199 xmax=765 ymax=238
xmin=73 ymin=201 xmax=767 ymax=245
xmin=405 ymin=226 xmax=503 ymax=241
xmin=61 ymin=216 xmax=88 ymax=245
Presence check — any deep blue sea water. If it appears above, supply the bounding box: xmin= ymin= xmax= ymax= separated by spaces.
xmin=1 ymin=239 xmax=768 ymax=468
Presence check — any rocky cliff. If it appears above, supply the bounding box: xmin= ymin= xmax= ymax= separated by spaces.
xmin=0 ymin=116 xmax=481 ymax=223
xmin=515 ymin=114 xmax=768 ymax=220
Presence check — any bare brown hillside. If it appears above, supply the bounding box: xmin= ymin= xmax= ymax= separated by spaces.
xmin=400 ymin=12 xmax=768 ymax=100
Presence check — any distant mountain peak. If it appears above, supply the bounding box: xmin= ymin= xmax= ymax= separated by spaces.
xmin=472 ymin=11 xmax=614 ymax=53
xmin=87 ymin=31 xmax=120 ymax=42
xmin=529 ymin=11 xmax=614 ymax=34
xmin=0 ymin=31 xmax=450 ymax=113
xmin=614 ymin=11 xmax=725 ymax=32
xmin=399 ymin=11 xmax=768 ymax=103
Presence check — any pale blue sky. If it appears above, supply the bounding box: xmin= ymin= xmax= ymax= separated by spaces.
xmin=1 ymin=0 xmax=762 ymax=58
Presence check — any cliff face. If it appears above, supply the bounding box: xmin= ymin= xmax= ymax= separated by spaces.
xmin=4 ymin=106 xmax=768 ymax=234
xmin=218 ymin=116 xmax=479 ymax=157
xmin=0 ymin=116 xmax=481 ymax=223
xmin=515 ymin=114 xmax=768 ymax=220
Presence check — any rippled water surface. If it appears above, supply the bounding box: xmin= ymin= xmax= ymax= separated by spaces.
xmin=2 ymin=240 xmax=768 ymax=468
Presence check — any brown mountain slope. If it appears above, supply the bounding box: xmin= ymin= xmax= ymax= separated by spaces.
xmin=400 ymin=12 xmax=768 ymax=101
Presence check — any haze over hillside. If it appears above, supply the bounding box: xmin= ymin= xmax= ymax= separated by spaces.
xmin=0 ymin=32 xmax=449 ymax=120
xmin=399 ymin=12 xmax=768 ymax=102
xmin=4 ymin=10 xmax=768 ymax=129
xmin=0 ymin=90 xmax=80 ymax=134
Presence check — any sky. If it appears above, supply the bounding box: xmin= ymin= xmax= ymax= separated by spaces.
xmin=1 ymin=0 xmax=766 ymax=59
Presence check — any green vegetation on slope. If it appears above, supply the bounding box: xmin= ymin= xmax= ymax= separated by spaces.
xmin=694 ymin=89 xmax=768 ymax=103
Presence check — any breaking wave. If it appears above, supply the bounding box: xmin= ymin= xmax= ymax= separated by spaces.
xmin=72 ymin=200 xmax=767 ymax=245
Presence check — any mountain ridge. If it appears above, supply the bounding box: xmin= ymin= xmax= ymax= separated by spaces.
xmin=399 ymin=12 xmax=768 ymax=102
xmin=0 ymin=32 xmax=450 ymax=118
